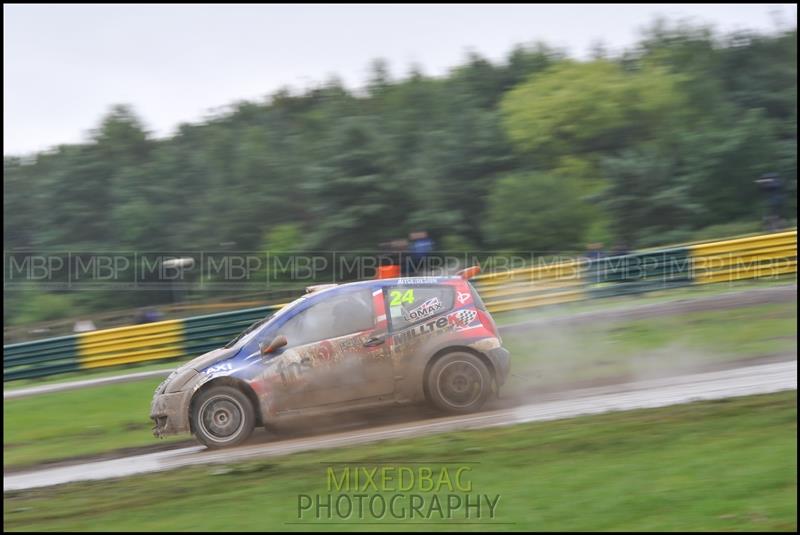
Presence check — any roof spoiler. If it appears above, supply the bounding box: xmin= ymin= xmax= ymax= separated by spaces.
xmin=456 ymin=266 xmax=481 ymax=280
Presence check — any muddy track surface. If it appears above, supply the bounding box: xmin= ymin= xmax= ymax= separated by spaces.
xmin=500 ymin=283 xmax=797 ymax=333
xmin=4 ymin=359 xmax=796 ymax=491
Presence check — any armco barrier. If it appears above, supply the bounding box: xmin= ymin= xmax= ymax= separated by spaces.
xmin=4 ymin=335 xmax=80 ymax=381
xmin=472 ymin=258 xmax=587 ymax=312
xmin=4 ymin=305 xmax=283 ymax=381
xmin=584 ymin=247 xmax=693 ymax=299
xmin=471 ymin=230 xmax=795 ymax=313
xmin=77 ymin=320 xmax=185 ymax=369
xmin=690 ymin=230 xmax=797 ymax=285
xmin=3 ymin=229 xmax=796 ymax=381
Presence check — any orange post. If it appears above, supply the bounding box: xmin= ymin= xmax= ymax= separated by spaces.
xmin=376 ymin=264 xmax=401 ymax=279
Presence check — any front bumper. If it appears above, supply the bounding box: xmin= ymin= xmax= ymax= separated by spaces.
xmin=150 ymin=390 xmax=193 ymax=438
xmin=487 ymin=346 xmax=511 ymax=386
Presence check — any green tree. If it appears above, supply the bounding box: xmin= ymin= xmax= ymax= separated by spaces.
xmin=306 ymin=117 xmax=407 ymax=249
xmin=3 ymin=21 xmax=796 ymax=324
xmin=483 ymin=172 xmax=591 ymax=252
xmin=500 ymin=60 xmax=686 ymax=161
xmin=598 ymin=144 xmax=698 ymax=246
xmin=262 ymin=223 xmax=307 ymax=252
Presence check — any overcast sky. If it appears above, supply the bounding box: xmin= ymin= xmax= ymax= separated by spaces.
xmin=4 ymin=3 xmax=796 ymax=155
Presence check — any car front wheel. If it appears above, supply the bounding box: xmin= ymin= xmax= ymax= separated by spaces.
xmin=191 ymin=385 xmax=255 ymax=448
xmin=426 ymin=352 xmax=492 ymax=414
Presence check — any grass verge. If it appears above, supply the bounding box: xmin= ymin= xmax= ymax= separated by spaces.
xmin=3 ymin=378 xmax=187 ymax=469
xmin=3 ymin=391 xmax=796 ymax=531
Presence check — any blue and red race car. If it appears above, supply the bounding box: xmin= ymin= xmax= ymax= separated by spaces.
xmin=151 ymin=269 xmax=510 ymax=448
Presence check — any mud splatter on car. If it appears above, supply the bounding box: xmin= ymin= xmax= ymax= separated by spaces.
xmin=150 ymin=269 xmax=510 ymax=448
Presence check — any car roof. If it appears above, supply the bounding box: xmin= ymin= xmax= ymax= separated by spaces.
xmin=237 ymin=274 xmax=465 ymax=348
xmin=304 ymin=276 xmax=458 ymax=303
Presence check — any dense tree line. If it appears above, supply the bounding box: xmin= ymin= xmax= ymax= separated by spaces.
xmin=4 ymin=20 xmax=797 ymax=323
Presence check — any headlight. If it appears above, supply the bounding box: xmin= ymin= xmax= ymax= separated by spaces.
xmin=164 ymin=369 xmax=198 ymax=393
xmin=154 ymin=370 xmax=177 ymax=396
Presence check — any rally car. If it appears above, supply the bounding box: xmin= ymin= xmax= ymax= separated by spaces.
xmin=150 ymin=269 xmax=510 ymax=448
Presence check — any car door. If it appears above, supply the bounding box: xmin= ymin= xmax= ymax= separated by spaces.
xmin=275 ymin=288 xmax=394 ymax=410
xmin=384 ymin=284 xmax=456 ymax=363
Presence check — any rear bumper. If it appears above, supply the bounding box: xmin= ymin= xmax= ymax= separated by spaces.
xmin=487 ymin=346 xmax=511 ymax=386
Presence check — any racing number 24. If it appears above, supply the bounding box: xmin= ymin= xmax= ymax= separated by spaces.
xmin=389 ymin=289 xmax=414 ymax=306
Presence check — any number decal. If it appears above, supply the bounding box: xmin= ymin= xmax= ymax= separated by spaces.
xmin=390 ymin=289 xmax=415 ymax=306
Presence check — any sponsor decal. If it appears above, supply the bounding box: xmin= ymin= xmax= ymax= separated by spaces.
xmin=457 ymin=291 xmax=471 ymax=305
xmin=205 ymin=362 xmax=233 ymax=374
xmin=336 ymin=335 xmax=369 ymax=353
xmin=391 ymin=316 xmax=452 ymax=347
xmin=316 ymin=340 xmax=335 ymax=362
xmin=451 ymin=309 xmax=478 ymax=327
xmin=402 ymin=297 xmax=443 ymax=322
xmin=390 ymin=308 xmax=480 ymax=352
xmin=295 ymin=340 xmax=337 ymax=365
xmin=396 ymin=278 xmax=434 ymax=285
xmin=277 ymin=352 xmax=313 ymax=385
xmin=197 ymin=360 xmax=257 ymax=389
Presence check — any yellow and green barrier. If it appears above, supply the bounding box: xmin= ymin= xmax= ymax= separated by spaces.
xmin=473 ymin=258 xmax=587 ymax=313
xmin=77 ymin=320 xmax=186 ymax=370
xmin=3 ymin=335 xmax=81 ymax=381
xmin=690 ymin=230 xmax=797 ymax=285
xmin=472 ymin=229 xmax=795 ymax=313
xmin=4 ymin=305 xmax=283 ymax=381
xmin=583 ymin=247 xmax=693 ymax=298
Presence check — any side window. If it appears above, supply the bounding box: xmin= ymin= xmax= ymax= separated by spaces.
xmin=385 ymin=285 xmax=454 ymax=331
xmin=278 ymin=289 xmax=374 ymax=347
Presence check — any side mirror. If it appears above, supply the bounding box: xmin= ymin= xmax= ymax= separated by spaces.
xmin=261 ymin=335 xmax=288 ymax=355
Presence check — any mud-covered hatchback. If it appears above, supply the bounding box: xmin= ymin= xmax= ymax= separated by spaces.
xmin=151 ymin=271 xmax=510 ymax=448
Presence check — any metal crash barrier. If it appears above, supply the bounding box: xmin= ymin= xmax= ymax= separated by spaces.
xmin=4 ymin=305 xmax=283 ymax=381
xmin=471 ymin=229 xmax=795 ymax=313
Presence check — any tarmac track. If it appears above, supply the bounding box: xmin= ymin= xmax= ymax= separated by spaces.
xmin=4 ymin=358 xmax=796 ymax=492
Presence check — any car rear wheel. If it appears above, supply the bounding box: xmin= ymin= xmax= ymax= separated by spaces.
xmin=191 ymin=386 xmax=255 ymax=448
xmin=426 ymin=352 xmax=492 ymax=413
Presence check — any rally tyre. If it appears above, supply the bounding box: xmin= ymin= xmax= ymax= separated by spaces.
xmin=426 ymin=352 xmax=492 ymax=414
xmin=191 ymin=386 xmax=255 ymax=448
